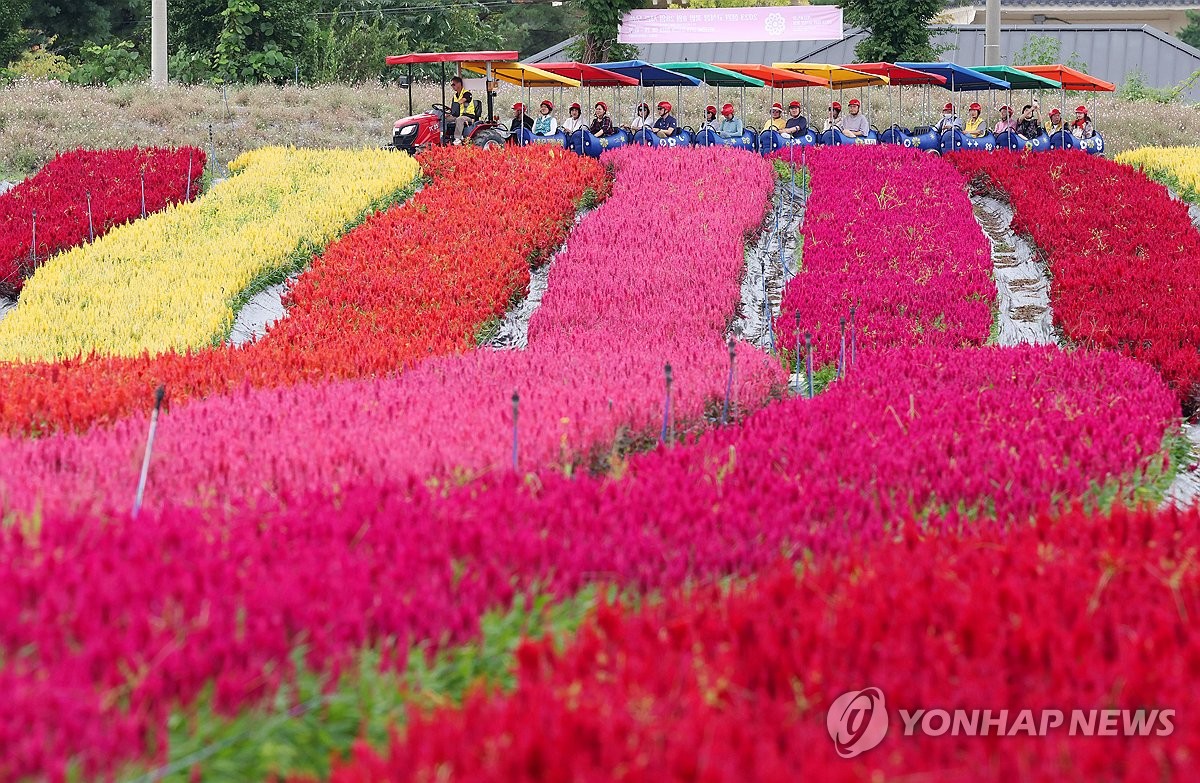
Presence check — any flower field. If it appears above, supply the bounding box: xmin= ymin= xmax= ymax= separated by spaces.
xmin=0 ymin=147 xmax=421 ymax=362
xmin=951 ymin=151 xmax=1200 ymax=410
xmin=1116 ymin=145 xmax=1200 ymax=202
xmin=0 ymin=142 xmax=1197 ymax=782
xmin=0 ymin=147 xmax=205 ymax=294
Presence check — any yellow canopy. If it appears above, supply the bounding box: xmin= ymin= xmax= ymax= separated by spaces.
xmin=772 ymin=63 xmax=888 ymax=89
xmin=462 ymin=61 xmax=581 ymax=88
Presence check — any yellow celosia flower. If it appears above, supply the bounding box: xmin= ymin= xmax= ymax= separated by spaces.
xmin=1116 ymin=146 xmax=1200 ymax=202
xmin=0 ymin=147 xmax=420 ymax=362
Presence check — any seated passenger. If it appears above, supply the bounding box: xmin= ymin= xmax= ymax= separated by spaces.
xmin=1047 ymin=107 xmax=1067 ymax=137
xmin=532 ymin=100 xmax=558 ymax=136
xmin=841 ymin=98 xmax=869 ymax=138
xmin=702 ymin=105 xmax=720 ymax=133
xmin=561 ymin=103 xmax=584 ymax=134
xmin=993 ymin=105 xmax=1017 ymax=135
xmin=822 ymin=101 xmax=843 ymax=132
xmin=763 ymin=102 xmax=786 ymax=132
xmin=933 ymin=102 xmax=962 ymax=133
xmin=1072 ymin=105 xmax=1096 ymax=139
xmin=629 ymin=102 xmax=651 ymax=133
xmin=451 ymin=90 xmax=478 ymax=145
xmin=717 ymin=103 xmax=744 ymax=138
xmin=781 ymin=100 xmax=808 ymax=138
xmin=1015 ymin=104 xmax=1043 ymax=138
xmin=510 ymin=102 xmax=535 ymax=136
xmin=653 ymin=100 xmax=679 ymax=138
xmin=590 ymin=101 xmax=614 ymax=137
xmin=964 ymin=102 xmax=985 ymax=138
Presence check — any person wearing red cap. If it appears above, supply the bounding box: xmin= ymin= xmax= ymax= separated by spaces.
xmin=763 ymin=102 xmax=786 ymax=132
xmin=781 ymin=100 xmax=808 ymax=138
xmin=933 ymin=102 xmax=962 ymax=133
xmin=561 ymin=102 xmax=584 ymax=135
xmin=717 ymin=102 xmax=744 ymax=139
xmin=701 ymin=104 xmax=720 ymax=133
xmin=589 ymin=101 xmax=614 ymax=137
xmin=822 ymin=101 xmax=843 ymax=133
xmin=652 ymin=100 xmax=679 ymax=139
xmin=993 ymin=105 xmax=1017 ymax=135
xmin=510 ymin=102 xmax=535 ymax=136
xmin=964 ymin=102 xmax=985 ymax=138
xmin=1046 ymin=107 xmax=1067 ymax=137
xmin=532 ymin=100 xmax=558 ymax=136
xmin=1072 ymin=105 xmax=1095 ymax=139
xmin=841 ymin=97 xmax=869 ymax=138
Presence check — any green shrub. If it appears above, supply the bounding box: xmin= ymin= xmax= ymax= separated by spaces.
xmin=10 ymin=43 xmax=71 ymax=81
xmin=69 ymin=40 xmax=147 ymax=86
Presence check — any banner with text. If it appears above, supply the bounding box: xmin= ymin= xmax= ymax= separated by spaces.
xmin=618 ymin=6 xmax=844 ymax=45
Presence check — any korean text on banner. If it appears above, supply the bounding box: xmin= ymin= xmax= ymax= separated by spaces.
xmin=618 ymin=6 xmax=844 ymax=45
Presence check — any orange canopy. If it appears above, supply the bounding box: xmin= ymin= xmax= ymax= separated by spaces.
xmin=1016 ymin=64 xmax=1115 ymax=92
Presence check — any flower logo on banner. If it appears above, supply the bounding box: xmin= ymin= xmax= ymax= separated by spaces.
xmin=827 ymin=687 xmax=889 ymax=758
xmin=764 ymin=12 xmax=786 ymax=36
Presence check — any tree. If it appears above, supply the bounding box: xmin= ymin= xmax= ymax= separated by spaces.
xmin=23 ymin=0 xmax=140 ymax=53
xmin=1012 ymin=33 xmax=1087 ymax=72
xmin=1178 ymin=10 xmax=1200 ymax=50
xmin=1 ymin=0 xmax=30 ymax=65
xmin=572 ymin=0 xmax=640 ymax=64
xmin=840 ymin=0 xmax=944 ymax=62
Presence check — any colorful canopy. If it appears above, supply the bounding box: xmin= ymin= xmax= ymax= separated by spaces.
xmin=971 ymin=65 xmax=1061 ymax=90
xmin=772 ymin=63 xmax=887 ymax=89
xmin=535 ymin=62 xmax=639 ymax=87
xmin=1017 ymin=64 xmax=1115 ymax=92
xmin=845 ymin=62 xmax=946 ymax=87
xmin=462 ymin=61 xmax=580 ymax=88
xmin=386 ymin=51 xmax=518 ymax=66
xmin=657 ymin=61 xmax=765 ymax=88
xmin=713 ymin=63 xmax=827 ymax=89
xmin=895 ymin=62 xmax=1011 ymax=91
xmin=592 ymin=60 xmax=702 ymax=87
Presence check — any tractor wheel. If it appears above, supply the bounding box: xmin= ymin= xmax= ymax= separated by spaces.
xmin=473 ymin=129 xmax=507 ymax=151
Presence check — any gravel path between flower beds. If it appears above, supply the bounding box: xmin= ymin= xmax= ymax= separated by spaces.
xmin=0 ymin=182 xmax=13 ymax=194
xmin=0 ymin=295 xmax=14 ymax=324
xmin=970 ymin=195 xmax=1057 ymax=347
xmin=227 ymin=279 xmax=294 ymax=346
xmin=732 ymin=179 xmax=805 ymax=353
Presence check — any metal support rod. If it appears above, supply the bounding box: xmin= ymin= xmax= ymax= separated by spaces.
xmin=661 ymin=363 xmax=674 ymax=446
xmin=86 ymin=194 xmax=93 ymax=242
xmin=29 ymin=210 xmax=36 ymax=261
xmin=806 ymin=332 xmax=814 ymax=398
xmin=721 ymin=336 xmax=736 ymax=425
xmin=132 ymin=385 xmax=167 ymax=519
xmin=511 ymin=391 xmax=520 ymax=471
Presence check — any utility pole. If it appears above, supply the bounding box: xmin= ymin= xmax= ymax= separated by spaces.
xmin=984 ymin=0 xmax=1001 ymax=65
xmin=151 ymin=0 xmax=168 ymax=85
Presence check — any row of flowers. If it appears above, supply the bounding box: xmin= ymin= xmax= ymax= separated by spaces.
xmin=1116 ymin=145 xmax=1200 ymax=203
xmin=772 ymin=145 xmax=994 ymax=367
xmin=0 ymin=147 xmax=206 ymax=295
xmin=0 ymin=147 xmax=421 ymax=362
xmin=0 ymin=344 xmax=1176 ymax=780
xmin=0 ymin=146 xmax=784 ymax=517
xmin=950 ymin=151 xmax=1200 ymax=411
xmin=0 ymin=145 xmax=607 ymax=437
xmin=318 ymin=502 xmax=1200 ymax=782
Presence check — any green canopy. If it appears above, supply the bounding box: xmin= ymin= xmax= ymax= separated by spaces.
xmin=657 ymin=61 xmax=766 ymax=88
xmin=971 ymin=65 xmax=1062 ymax=90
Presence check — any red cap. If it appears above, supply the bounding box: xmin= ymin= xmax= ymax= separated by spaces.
xmin=788 ymin=100 xmax=801 ymax=109
xmin=969 ymin=102 xmax=981 ymax=112
xmin=706 ymin=104 xmax=716 ymax=114
xmin=512 ymin=102 xmax=525 ymax=112
xmin=595 ymin=101 xmax=607 ymax=111
xmin=830 ymin=101 xmax=841 ymax=110
xmin=540 ymin=100 xmax=553 ymax=111
xmin=848 ymin=98 xmax=860 ymax=107
xmin=943 ymin=102 xmax=954 ymax=113
xmin=722 ymin=102 xmax=735 ymax=116
xmin=1076 ymin=105 xmax=1088 ymax=114
xmin=999 ymin=104 xmax=1012 ymax=112
xmin=1049 ymin=107 xmax=1061 ymax=116
xmin=771 ymin=102 xmax=783 ymax=112
xmin=569 ymin=102 xmax=581 ymax=111
xmin=657 ymin=100 xmax=672 ymax=112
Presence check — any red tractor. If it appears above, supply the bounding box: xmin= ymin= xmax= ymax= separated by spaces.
xmin=385 ymin=51 xmax=518 ymax=153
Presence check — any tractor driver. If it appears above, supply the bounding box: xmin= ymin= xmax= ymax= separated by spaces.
xmin=451 ymin=91 xmax=478 ymax=145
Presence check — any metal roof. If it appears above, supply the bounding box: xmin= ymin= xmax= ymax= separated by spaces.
xmin=527 ymin=24 xmax=1200 ymax=101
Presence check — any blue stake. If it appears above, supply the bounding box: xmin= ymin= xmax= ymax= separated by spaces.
xmin=511 ymin=391 xmax=520 ymax=471
xmin=839 ymin=316 xmax=847 ymax=381
xmin=805 ymin=331 xmax=814 ymax=398
xmin=793 ymin=311 xmax=802 ymax=395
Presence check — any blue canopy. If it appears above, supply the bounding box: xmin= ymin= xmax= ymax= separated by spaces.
xmin=592 ymin=59 xmax=702 ymax=87
xmin=895 ymin=62 xmax=1010 ymax=91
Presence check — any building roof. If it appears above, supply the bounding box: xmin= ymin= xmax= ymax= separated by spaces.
xmin=525 ymin=24 xmax=1200 ymax=101
xmin=968 ymin=0 xmax=1195 ymax=6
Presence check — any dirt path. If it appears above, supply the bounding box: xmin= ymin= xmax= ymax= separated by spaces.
xmin=731 ymin=178 xmax=806 ymax=354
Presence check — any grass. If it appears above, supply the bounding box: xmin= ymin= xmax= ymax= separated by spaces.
xmin=2 ymin=79 xmax=1196 ymax=179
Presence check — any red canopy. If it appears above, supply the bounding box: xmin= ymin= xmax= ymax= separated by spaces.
xmin=1017 ymin=64 xmax=1115 ymax=92
xmin=536 ymin=62 xmax=639 ymax=87
xmin=846 ymin=62 xmax=946 ymax=87
xmin=713 ymin=63 xmax=827 ymax=89
xmin=386 ymin=51 xmax=518 ymax=66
